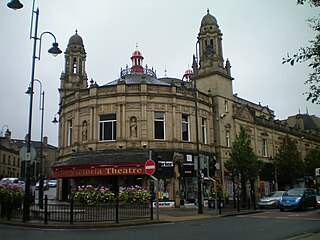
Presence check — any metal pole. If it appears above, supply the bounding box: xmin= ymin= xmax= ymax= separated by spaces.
xmin=150 ymin=175 xmax=159 ymax=220
xmin=23 ymin=7 xmax=39 ymax=223
xmin=192 ymin=54 xmax=203 ymax=214
xmin=38 ymin=90 xmax=44 ymax=208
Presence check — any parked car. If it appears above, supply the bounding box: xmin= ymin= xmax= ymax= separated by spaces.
xmin=48 ymin=179 xmax=57 ymax=188
xmin=316 ymin=194 xmax=320 ymax=208
xmin=258 ymin=191 xmax=286 ymax=208
xmin=0 ymin=177 xmax=19 ymax=185
xmin=278 ymin=188 xmax=317 ymax=211
xmin=18 ymin=180 xmax=25 ymax=187
xmin=35 ymin=180 xmax=49 ymax=190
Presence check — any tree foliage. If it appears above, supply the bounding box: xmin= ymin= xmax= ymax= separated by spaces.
xmin=304 ymin=147 xmax=320 ymax=176
xmin=275 ymin=135 xmax=304 ymax=188
xmin=225 ymin=126 xmax=262 ymax=201
xmin=297 ymin=0 xmax=320 ymax=7
xmin=282 ymin=0 xmax=320 ymax=103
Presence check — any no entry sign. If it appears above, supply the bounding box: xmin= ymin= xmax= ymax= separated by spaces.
xmin=145 ymin=159 xmax=156 ymax=175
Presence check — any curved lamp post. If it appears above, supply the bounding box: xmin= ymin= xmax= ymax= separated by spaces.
xmin=8 ymin=0 xmax=62 ymax=221
xmin=0 ymin=125 xmax=10 ymax=137
xmin=178 ymin=50 xmax=203 ymax=214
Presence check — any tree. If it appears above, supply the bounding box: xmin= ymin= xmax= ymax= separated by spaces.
xmin=304 ymin=147 xmax=320 ymax=176
xmin=282 ymin=1 xmax=320 ymax=103
xmin=275 ymin=135 xmax=304 ymax=189
xmin=297 ymin=0 xmax=320 ymax=6
xmin=224 ymin=126 xmax=262 ymax=206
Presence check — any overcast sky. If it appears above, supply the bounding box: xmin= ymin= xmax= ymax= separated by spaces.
xmin=0 ymin=0 xmax=319 ymax=147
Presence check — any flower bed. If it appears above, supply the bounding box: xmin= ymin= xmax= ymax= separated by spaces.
xmin=74 ymin=185 xmax=115 ymax=205
xmin=0 ymin=183 xmax=24 ymax=201
xmin=73 ymin=185 xmax=151 ymax=205
xmin=118 ymin=185 xmax=151 ymax=204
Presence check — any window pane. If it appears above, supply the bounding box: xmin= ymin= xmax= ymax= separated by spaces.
xmin=105 ymin=122 xmax=112 ymax=140
xmin=99 ymin=114 xmax=116 ymax=141
xmin=155 ymin=121 xmax=164 ymax=139
xmin=100 ymin=114 xmax=116 ymax=121
xmin=154 ymin=112 xmax=164 ymax=120
xmin=113 ymin=121 xmax=117 ymax=140
xmin=99 ymin=122 xmax=103 ymax=140
xmin=182 ymin=114 xmax=188 ymax=122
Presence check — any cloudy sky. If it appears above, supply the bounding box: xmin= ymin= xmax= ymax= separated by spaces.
xmin=0 ymin=0 xmax=319 ymax=147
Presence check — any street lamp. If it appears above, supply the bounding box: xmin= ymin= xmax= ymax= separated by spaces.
xmin=52 ymin=113 xmax=59 ymax=124
xmin=7 ymin=0 xmax=23 ymax=9
xmin=26 ymin=79 xmax=45 ymax=208
xmin=0 ymin=125 xmax=10 ymax=137
xmin=8 ymin=0 xmax=62 ymax=221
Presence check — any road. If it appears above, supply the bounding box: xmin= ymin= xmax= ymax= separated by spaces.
xmin=1 ymin=208 xmax=320 ymax=240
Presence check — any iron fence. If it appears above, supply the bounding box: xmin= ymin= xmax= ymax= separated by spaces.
xmin=0 ymin=195 xmax=152 ymax=224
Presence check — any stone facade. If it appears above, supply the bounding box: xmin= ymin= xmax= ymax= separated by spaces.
xmin=54 ymin=10 xmax=320 ymax=203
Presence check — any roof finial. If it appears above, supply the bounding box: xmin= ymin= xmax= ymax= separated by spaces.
xmin=207 ymin=8 xmax=210 ymax=14
xmin=75 ymin=29 xmax=78 ymax=35
xmin=164 ymin=65 xmax=167 ymax=76
xmin=136 ymin=42 xmax=138 ymax=49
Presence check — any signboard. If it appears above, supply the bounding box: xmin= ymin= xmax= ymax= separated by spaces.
xmin=152 ymin=201 xmax=175 ymax=208
xmin=145 ymin=159 xmax=156 ymax=175
xmin=19 ymin=146 xmax=36 ymax=161
xmin=158 ymin=161 xmax=173 ymax=167
xmin=52 ymin=165 xmax=144 ymax=178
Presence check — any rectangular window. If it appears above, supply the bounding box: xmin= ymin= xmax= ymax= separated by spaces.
xmin=224 ymin=101 xmax=228 ymax=112
xmin=262 ymin=139 xmax=267 ymax=157
xmin=201 ymin=118 xmax=207 ymax=144
xmin=2 ymin=154 xmax=5 ymax=164
xmin=99 ymin=114 xmax=117 ymax=141
xmin=67 ymin=119 xmax=73 ymax=146
xmin=8 ymin=156 xmax=11 ymax=165
xmin=182 ymin=114 xmax=190 ymax=141
xmin=154 ymin=112 xmax=165 ymax=140
xmin=226 ymin=131 xmax=230 ymax=147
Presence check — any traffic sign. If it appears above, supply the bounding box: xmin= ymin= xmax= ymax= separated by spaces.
xmin=19 ymin=146 xmax=36 ymax=161
xmin=145 ymin=159 xmax=156 ymax=175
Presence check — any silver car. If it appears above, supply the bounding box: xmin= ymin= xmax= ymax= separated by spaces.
xmin=258 ymin=191 xmax=286 ymax=208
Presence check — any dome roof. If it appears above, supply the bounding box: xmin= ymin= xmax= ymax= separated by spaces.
xmin=131 ymin=50 xmax=143 ymax=58
xmin=184 ymin=69 xmax=193 ymax=75
xmin=201 ymin=9 xmax=217 ymax=26
xmin=68 ymin=30 xmax=84 ymax=46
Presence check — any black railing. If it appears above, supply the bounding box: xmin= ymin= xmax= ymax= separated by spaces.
xmin=120 ymin=66 xmax=157 ymax=78
xmin=0 ymin=195 xmax=152 ymax=224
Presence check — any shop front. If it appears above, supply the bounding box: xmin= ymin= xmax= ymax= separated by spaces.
xmin=52 ymin=151 xmax=150 ymax=200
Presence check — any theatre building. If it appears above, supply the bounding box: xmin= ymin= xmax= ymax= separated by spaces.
xmin=53 ymin=10 xmax=320 ymax=204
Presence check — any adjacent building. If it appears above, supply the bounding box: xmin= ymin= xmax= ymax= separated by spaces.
xmin=52 ymin=10 xmax=320 ymax=204
xmin=0 ymin=128 xmax=58 ymax=182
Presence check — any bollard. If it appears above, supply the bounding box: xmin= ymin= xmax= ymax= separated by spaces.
xmin=70 ymin=197 xmax=74 ymax=224
xmin=115 ymin=198 xmax=119 ymax=223
xmin=44 ymin=194 xmax=48 ymax=224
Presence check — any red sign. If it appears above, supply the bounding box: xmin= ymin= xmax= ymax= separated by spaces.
xmin=145 ymin=159 xmax=156 ymax=175
xmin=52 ymin=165 xmax=144 ymax=178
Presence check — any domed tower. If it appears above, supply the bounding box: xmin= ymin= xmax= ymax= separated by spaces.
xmin=197 ymin=9 xmax=232 ymax=78
xmin=60 ymin=30 xmax=88 ymax=91
xmin=131 ymin=50 xmax=144 ymax=74
xmin=182 ymin=68 xmax=193 ymax=82
xmin=196 ymin=9 xmax=233 ymax=98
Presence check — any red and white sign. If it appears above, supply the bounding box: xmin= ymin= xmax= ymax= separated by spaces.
xmin=145 ymin=159 xmax=156 ymax=175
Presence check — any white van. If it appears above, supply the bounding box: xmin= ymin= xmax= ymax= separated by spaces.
xmin=0 ymin=177 xmax=19 ymax=184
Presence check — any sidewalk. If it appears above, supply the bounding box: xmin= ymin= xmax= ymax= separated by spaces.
xmin=0 ymin=206 xmax=260 ymax=229
xmin=157 ymin=206 xmax=260 ymax=222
